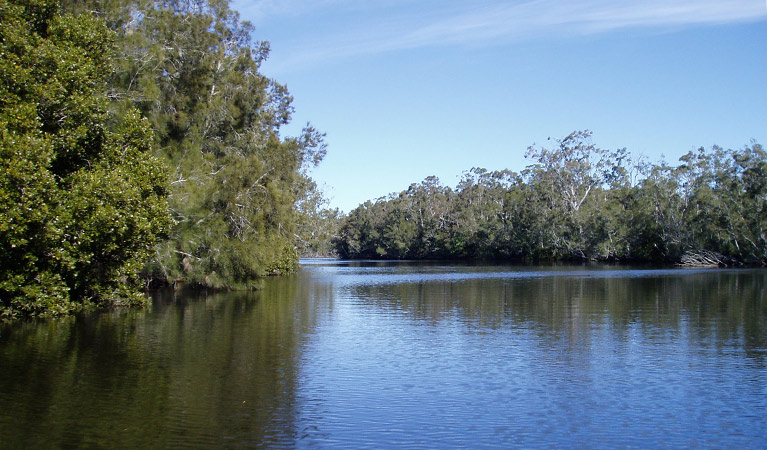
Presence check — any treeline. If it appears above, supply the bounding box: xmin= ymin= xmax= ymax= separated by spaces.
xmin=1 ymin=0 xmax=325 ymax=318
xmin=335 ymin=131 xmax=766 ymax=265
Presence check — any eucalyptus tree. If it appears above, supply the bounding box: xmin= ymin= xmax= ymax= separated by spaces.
xmin=0 ymin=0 xmax=170 ymax=318
xmin=335 ymin=200 xmax=388 ymax=259
xmin=402 ymin=176 xmax=455 ymax=258
xmin=523 ymin=131 xmax=630 ymax=259
xmin=335 ymin=178 xmax=456 ymax=260
xmin=728 ymin=142 xmax=767 ymax=263
xmin=676 ymin=144 xmax=767 ymax=264
xmin=454 ymin=168 xmax=520 ymax=258
xmin=67 ymin=0 xmax=326 ymax=287
xmin=294 ymin=178 xmax=342 ymax=257
xmin=378 ymin=193 xmax=418 ymax=258
xmin=333 ymin=132 xmax=763 ymax=266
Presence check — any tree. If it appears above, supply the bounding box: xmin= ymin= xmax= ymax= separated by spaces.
xmin=679 ymin=143 xmax=767 ymax=264
xmin=333 ymin=131 xmax=762 ymax=266
xmin=453 ymin=168 xmax=519 ymax=258
xmin=0 ymin=0 xmax=170 ymax=319
xmin=728 ymin=142 xmax=767 ymax=263
xmin=294 ymin=178 xmax=342 ymax=257
xmin=404 ymin=176 xmax=455 ymax=258
xmin=523 ymin=131 xmax=626 ymax=259
xmin=335 ymin=200 xmax=386 ymax=259
xmin=69 ymin=0 xmax=326 ymax=287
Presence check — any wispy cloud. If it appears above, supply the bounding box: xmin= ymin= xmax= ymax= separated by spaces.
xmin=246 ymin=0 xmax=766 ymax=70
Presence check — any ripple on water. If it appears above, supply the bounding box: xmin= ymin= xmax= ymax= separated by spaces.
xmin=1 ymin=264 xmax=766 ymax=448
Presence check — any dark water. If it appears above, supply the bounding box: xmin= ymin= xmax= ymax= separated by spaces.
xmin=1 ymin=261 xmax=766 ymax=449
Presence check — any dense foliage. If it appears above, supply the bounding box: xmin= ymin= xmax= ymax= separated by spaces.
xmin=0 ymin=0 xmax=171 ymax=319
xmin=294 ymin=178 xmax=343 ymax=257
xmin=335 ymin=131 xmax=766 ymax=266
xmin=1 ymin=0 xmax=330 ymax=319
xmin=65 ymin=0 xmax=327 ymax=287
xmin=1 ymin=0 xmax=759 ymax=320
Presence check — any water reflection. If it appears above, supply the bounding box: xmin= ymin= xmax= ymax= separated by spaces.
xmin=296 ymin=263 xmax=767 ymax=448
xmin=339 ymin=266 xmax=767 ymax=362
xmin=1 ymin=263 xmax=766 ymax=448
xmin=0 ymin=277 xmax=317 ymax=448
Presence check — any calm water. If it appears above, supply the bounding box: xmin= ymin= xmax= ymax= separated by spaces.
xmin=1 ymin=261 xmax=766 ymax=448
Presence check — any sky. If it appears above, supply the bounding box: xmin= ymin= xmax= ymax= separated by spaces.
xmin=231 ymin=0 xmax=767 ymax=213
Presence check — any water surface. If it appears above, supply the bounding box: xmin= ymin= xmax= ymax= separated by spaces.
xmin=2 ymin=261 xmax=766 ymax=448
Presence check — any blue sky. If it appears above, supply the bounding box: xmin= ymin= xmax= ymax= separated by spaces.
xmin=231 ymin=0 xmax=767 ymax=213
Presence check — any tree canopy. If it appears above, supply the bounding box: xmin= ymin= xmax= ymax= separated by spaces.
xmin=94 ymin=0 xmax=326 ymax=288
xmin=61 ymin=0 xmax=328 ymax=288
xmin=0 ymin=0 xmax=170 ymax=319
xmin=2 ymin=0 xmax=761 ymax=319
xmin=334 ymin=132 xmax=766 ymax=266
xmin=1 ymin=0 xmax=331 ymax=319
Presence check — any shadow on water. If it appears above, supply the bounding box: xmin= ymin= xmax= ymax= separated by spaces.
xmin=0 ymin=276 xmax=319 ymax=449
xmin=1 ymin=263 xmax=766 ymax=448
xmin=343 ymin=266 xmax=767 ymax=364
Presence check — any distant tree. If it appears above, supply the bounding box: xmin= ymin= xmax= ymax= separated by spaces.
xmin=453 ymin=168 xmax=520 ymax=258
xmin=335 ymin=200 xmax=384 ymax=259
xmin=728 ymin=142 xmax=767 ymax=263
xmin=0 ymin=0 xmax=170 ymax=319
xmin=676 ymin=143 xmax=767 ymax=264
xmin=334 ymin=177 xmax=456 ymax=260
xmin=523 ymin=131 xmax=632 ymax=259
xmin=294 ymin=178 xmax=342 ymax=257
xmin=404 ymin=176 xmax=455 ymax=258
xmin=333 ymin=131 xmax=763 ymax=267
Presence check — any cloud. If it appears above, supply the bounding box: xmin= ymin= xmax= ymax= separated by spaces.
xmin=252 ymin=0 xmax=766 ymax=70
